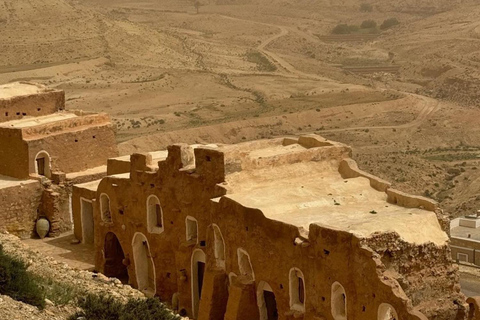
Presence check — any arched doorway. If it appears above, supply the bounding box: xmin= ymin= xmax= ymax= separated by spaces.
xmin=132 ymin=232 xmax=156 ymax=296
xmin=378 ymin=303 xmax=398 ymax=320
xmin=257 ymin=281 xmax=279 ymax=320
xmin=191 ymin=249 xmax=206 ymax=319
xmin=104 ymin=232 xmax=128 ymax=283
xmin=35 ymin=150 xmax=51 ymax=178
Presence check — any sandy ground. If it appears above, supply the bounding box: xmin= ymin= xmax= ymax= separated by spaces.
xmin=1 ymin=0 xmax=480 ymax=218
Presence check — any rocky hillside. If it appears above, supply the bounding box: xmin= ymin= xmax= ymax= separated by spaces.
xmin=0 ymin=232 xmax=147 ymax=320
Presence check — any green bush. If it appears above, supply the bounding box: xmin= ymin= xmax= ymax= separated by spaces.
xmin=360 ymin=19 xmax=377 ymax=29
xmin=380 ymin=18 xmax=400 ymax=30
xmin=69 ymin=294 xmax=180 ymax=320
xmin=0 ymin=244 xmax=45 ymax=309
xmin=360 ymin=3 xmax=373 ymax=12
xmin=331 ymin=24 xmax=359 ymax=34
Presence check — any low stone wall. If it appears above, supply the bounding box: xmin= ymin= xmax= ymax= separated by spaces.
xmin=0 ymin=180 xmax=43 ymax=238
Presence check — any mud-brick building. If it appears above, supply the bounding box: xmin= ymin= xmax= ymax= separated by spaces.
xmin=73 ymin=135 xmax=465 ymax=320
xmin=0 ymin=82 xmax=118 ymax=180
xmin=0 ymin=82 xmax=118 ymax=237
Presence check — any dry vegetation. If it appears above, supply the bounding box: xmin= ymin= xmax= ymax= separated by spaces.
xmin=1 ymin=0 xmax=480 ymax=218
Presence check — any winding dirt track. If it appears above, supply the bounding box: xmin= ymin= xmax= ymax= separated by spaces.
xmin=319 ymin=95 xmax=440 ymax=133
xmin=219 ymin=14 xmax=332 ymax=81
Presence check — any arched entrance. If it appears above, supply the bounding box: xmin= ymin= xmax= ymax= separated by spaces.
xmin=104 ymin=232 xmax=128 ymax=283
xmin=191 ymin=249 xmax=206 ymax=319
xmin=35 ymin=150 xmax=51 ymax=178
xmin=257 ymin=281 xmax=279 ymax=320
xmin=132 ymin=232 xmax=156 ymax=296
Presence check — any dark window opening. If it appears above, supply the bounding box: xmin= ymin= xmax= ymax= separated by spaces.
xmin=197 ymin=261 xmax=205 ymax=299
xmin=155 ymin=204 xmax=162 ymax=227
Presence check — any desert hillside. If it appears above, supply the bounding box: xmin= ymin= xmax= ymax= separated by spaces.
xmin=1 ymin=0 xmax=480 ymax=218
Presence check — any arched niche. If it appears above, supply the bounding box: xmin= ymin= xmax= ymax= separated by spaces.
xmin=289 ymin=267 xmax=305 ymax=312
xmin=237 ymin=248 xmax=254 ymax=281
xmin=211 ymin=224 xmax=225 ymax=269
xmin=100 ymin=193 xmax=112 ymax=223
xmin=378 ymin=303 xmax=398 ymax=320
xmin=331 ymin=281 xmax=347 ymax=320
xmin=146 ymin=195 xmax=163 ymax=234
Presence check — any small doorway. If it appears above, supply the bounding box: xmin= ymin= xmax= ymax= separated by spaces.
xmin=35 ymin=151 xmax=51 ymax=178
xmin=264 ymin=291 xmax=278 ymax=320
xmin=104 ymin=232 xmax=128 ymax=283
xmin=191 ymin=249 xmax=206 ymax=319
xmin=81 ymin=199 xmax=94 ymax=245
xmin=258 ymin=281 xmax=279 ymax=320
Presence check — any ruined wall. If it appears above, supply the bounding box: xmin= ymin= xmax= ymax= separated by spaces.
xmin=0 ymin=180 xmax=43 ymax=238
xmin=0 ymin=128 xmax=30 ymax=179
xmin=0 ymin=88 xmax=64 ymax=123
xmin=27 ymin=123 xmax=118 ymax=174
xmin=364 ymin=234 xmax=465 ymax=320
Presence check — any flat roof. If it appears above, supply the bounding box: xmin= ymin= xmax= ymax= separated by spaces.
xmin=0 ymin=82 xmax=51 ymax=100
xmin=0 ymin=112 xmax=77 ymax=128
xmin=223 ymin=148 xmax=447 ymax=246
xmin=74 ymin=179 xmax=102 ymax=192
xmin=0 ymin=175 xmax=38 ymax=188
xmin=451 ymin=225 xmax=480 ymax=241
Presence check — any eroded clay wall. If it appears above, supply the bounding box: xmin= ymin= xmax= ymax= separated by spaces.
xmin=27 ymin=124 xmax=118 ymax=174
xmin=0 ymin=89 xmax=64 ymax=123
xmin=0 ymin=128 xmax=30 ymax=179
xmin=0 ymin=180 xmax=42 ymax=238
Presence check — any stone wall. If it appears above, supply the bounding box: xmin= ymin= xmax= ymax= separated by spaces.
xmin=0 ymin=180 xmax=42 ymax=238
